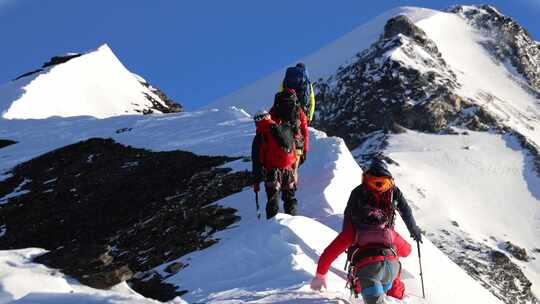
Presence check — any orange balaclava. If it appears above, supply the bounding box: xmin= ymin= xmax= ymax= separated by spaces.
xmin=363 ymin=159 xmax=394 ymax=192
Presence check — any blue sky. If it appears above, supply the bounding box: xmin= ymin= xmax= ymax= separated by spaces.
xmin=1 ymin=0 xmax=539 ymax=110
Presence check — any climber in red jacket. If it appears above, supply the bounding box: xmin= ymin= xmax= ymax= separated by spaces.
xmin=311 ymin=222 xmax=411 ymax=303
xmin=311 ymin=158 xmax=421 ymax=304
xmin=252 ymin=110 xmax=298 ymax=219
xmin=269 ymin=88 xmax=309 ymax=184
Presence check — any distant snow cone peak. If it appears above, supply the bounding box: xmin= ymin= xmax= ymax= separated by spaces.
xmin=0 ymin=44 xmax=181 ymax=120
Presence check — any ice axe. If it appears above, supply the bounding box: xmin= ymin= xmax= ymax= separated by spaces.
xmin=254 ymin=184 xmax=261 ymax=219
xmin=417 ymin=240 xmax=426 ymax=299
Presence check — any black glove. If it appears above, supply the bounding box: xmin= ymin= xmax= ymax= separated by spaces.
xmin=411 ymin=225 xmax=423 ymax=243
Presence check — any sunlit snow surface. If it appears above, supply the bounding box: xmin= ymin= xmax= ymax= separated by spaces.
xmin=415 ymin=12 xmax=540 ymax=150
xmin=384 ymin=130 xmax=540 ymax=297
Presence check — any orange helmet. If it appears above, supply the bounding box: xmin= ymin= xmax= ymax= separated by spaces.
xmin=363 ymin=173 xmax=394 ymax=193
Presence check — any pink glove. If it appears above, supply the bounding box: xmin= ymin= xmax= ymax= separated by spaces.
xmin=310 ymin=273 xmax=327 ymax=291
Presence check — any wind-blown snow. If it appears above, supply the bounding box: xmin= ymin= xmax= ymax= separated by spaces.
xmin=206 ymin=7 xmax=438 ymax=114
xmin=0 ymin=44 xmax=170 ymax=119
xmin=416 ymin=12 xmax=540 ymax=149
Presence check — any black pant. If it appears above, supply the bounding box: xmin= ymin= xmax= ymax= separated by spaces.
xmin=264 ymin=168 xmax=297 ymax=219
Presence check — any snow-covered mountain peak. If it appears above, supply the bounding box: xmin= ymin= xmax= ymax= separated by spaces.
xmin=0 ymin=44 xmax=182 ymax=120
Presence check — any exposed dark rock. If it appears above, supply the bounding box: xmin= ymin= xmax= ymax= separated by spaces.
xmin=115 ymin=127 xmax=133 ymax=134
xmin=491 ymin=250 xmax=511 ymax=265
xmin=13 ymin=69 xmax=43 ymax=81
xmin=429 ymin=229 xmax=536 ymax=304
xmin=0 ymin=140 xmax=16 ymax=150
xmin=130 ymin=273 xmax=186 ymax=302
xmin=79 ymin=265 xmax=134 ymax=289
xmin=14 ymin=54 xmax=83 ymax=80
xmin=138 ymin=79 xmax=183 ymax=114
xmin=451 ymin=220 xmax=459 ymax=227
xmin=383 ymin=15 xmax=430 ymax=45
xmin=42 ymin=54 xmax=83 ymax=68
xmin=164 ymin=262 xmax=185 ymax=274
xmin=313 ymin=15 xmax=460 ymax=149
xmin=0 ymin=138 xmax=251 ymax=301
xmin=501 ymin=241 xmax=529 ymax=261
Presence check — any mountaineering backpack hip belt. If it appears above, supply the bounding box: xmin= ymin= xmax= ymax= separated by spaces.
xmin=353 ymin=247 xmax=397 ymax=263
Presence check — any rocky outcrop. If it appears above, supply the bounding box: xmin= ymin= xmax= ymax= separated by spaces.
xmin=313 ymin=15 xmax=460 ymax=148
xmin=137 ymin=76 xmax=183 ymax=113
xmin=0 ymin=138 xmax=251 ymax=300
xmin=501 ymin=241 xmax=530 ymax=262
xmin=429 ymin=229 xmax=536 ymax=304
xmin=42 ymin=54 xmax=83 ymax=68
xmin=0 ymin=140 xmax=16 ymax=150
xmin=14 ymin=54 xmax=83 ymax=80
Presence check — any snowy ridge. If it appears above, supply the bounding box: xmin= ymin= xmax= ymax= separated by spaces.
xmin=0 ymin=44 xmax=177 ymax=119
xmin=380 ymin=130 xmax=540 ymax=300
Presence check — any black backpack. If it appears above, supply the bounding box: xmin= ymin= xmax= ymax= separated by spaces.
xmin=283 ymin=66 xmax=310 ymax=115
xmin=273 ymin=92 xmax=304 ymax=150
xmin=269 ymin=123 xmax=295 ymax=154
xmin=344 ymin=188 xmax=397 ymax=297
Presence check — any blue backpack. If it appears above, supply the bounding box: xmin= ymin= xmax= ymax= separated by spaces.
xmin=283 ymin=66 xmax=309 ymax=113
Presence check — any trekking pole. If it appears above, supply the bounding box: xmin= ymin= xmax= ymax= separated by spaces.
xmin=255 ymin=191 xmax=261 ymax=219
xmin=417 ymin=240 xmax=426 ymax=299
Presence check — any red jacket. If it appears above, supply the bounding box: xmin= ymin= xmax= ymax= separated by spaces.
xmin=316 ymin=223 xmax=411 ymax=275
xmin=251 ymin=118 xmax=297 ymax=176
xmin=269 ymin=107 xmax=309 ymax=154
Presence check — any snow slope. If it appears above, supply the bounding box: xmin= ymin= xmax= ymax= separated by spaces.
xmin=380 ymin=130 xmax=540 ymax=297
xmin=206 ymin=7 xmax=438 ymax=114
xmin=0 ymin=44 xmax=172 ymax=119
xmin=414 ymin=10 xmax=540 ymax=148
